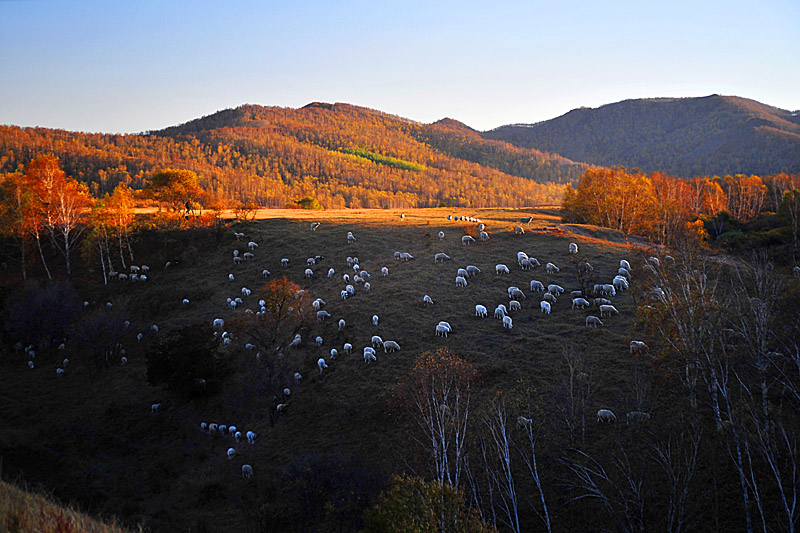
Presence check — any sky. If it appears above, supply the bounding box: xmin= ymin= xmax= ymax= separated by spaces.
xmin=1 ymin=0 xmax=798 ymax=134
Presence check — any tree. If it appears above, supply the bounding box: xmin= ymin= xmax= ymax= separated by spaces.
xmin=0 ymin=172 xmax=34 ymax=279
xmin=141 ymin=168 xmax=205 ymax=212
xmin=106 ymin=182 xmax=136 ymax=267
xmin=362 ymin=474 xmax=494 ymax=533
xmin=295 ymin=196 xmax=323 ymax=210
xmin=778 ymin=189 xmax=800 ymax=263
xmin=50 ymin=174 xmax=93 ymax=274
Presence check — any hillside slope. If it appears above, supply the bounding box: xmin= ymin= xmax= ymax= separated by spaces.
xmin=0 ymin=103 xmax=587 ymax=208
xmin=484 ymin=95 xmax=800 ymax=177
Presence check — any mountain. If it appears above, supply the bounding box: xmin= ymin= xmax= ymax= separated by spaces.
xmin=484 ymin=95 xmax=800 ymax=177
xmin=0 ymin=103 xmax=586 ymax=208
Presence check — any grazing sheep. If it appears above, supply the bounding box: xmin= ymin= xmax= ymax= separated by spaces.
xmin=514 ymin=226 xmax=524 ymax=235
xmin=182 ymin=298 xmax=190 ymax=305
xmin=227 ymin=448 xmax=236 ymax=460
xmin=435 ymin=324 xmax=449 ymax=337
xmin=569 ymin=242 xmax=578 ymax=254
xmin=461 ymin=235 xmax=476 ymax=245
xmin=363 ymin=347 xmax=377 ymax=363
xmin=241 ymin=287 xmax=251 ymax=297
xmin=594 ymin=297 xmax=611 ymax=306
xmin=502 ymin=315 xmax=513 ymax=329
xmin=315 ymin=336 xmax=324 ymax=347
xmin=479 ymin=231 xmax=490 ymax=242
xmin=597 ymin=409 xmax=617 ymax=423
xmin=338 ymin=319 xmax=346 ymax=332
xmin=329 ymin=348 xmax=338 ymax=360
xmin=317 ymin=310 xmax=331 ymax=320
xmin=399 ymin=252 xmax=414 ymax=261
xmin=313 ymin=298 xmax=325 ymax=310
xmin=281 ymin=258 xmax=289 ymax=266
xmin=290 ymin=334 xmax=302 ymax=348
xmin=248 ymin=241 xmax=259 ymax=251
xmin=466 ymin=265 xmax=480 ymax=276
xmin=364 ymin=282 xmax=371 ymax=292
xmin=137 ymin=333 xmax=143 ymax=342
xmin=546 ymin=262 xmax=560 ymax=274
xmin=455 ymin=275 xmax=468 ymax=287
xmin=509 ymin=300 xmax=522 ymax=311
xmin=384 ymin=340 xmax=400 ymax=353
xmin=276 ymin=403 xmax=289 ymax=414
xmin=318 ymin=358 xmax=328 ymax=373
xmin=496 ymin=264 xmax=510 ymax=274
xmin=572 ymin=297 xmax=590 ymax=309
xmin=626 ymin=411 xmax=651 ymax=424
xmin=200 ymin=422 xmax=208 ymax=433
xmin=151 ymin=403 xmax=161 ymax=413
xmin=548 ymin=284 xmax=565 ymax=295
xmin=341 ymin=290 xmax=349 ymax=300
xmin=219 ymin=425 xmax=228 ymax=435
xmin=599 ymin=304 xmax=619 ymax=317
xmin=246 ymin=430 xmax=256 ymax=444
xmin=494 ymin=305 xmax=506 ymax=319
xmin=305 ymin=268 xmax=314 ymax=278
xmin=228 ymin=273 xmax=235 ymax=282
xmin=423 ymin=294 xmax=434 ymax=305
xmin=434 ymin=252 xmax=451 ymax=263
xmin=307 ymin=257 xmax=316 ymax=266
xmin=234 ymin=431 xmax=242 ymax=443
xmin=240 ymin=464 xmax=254 ymax=478
xmin=475 ymin=304 xmax=488 ymax=317
xmin=243 ymin=252 xmax=255 ymax=261
xmin=311 ymin=222 xmax=321 ymax=231
xmin=27 ymin=361 xmax=34 ymax=369
xmin=530 ymin=280 xmax=545 ymax=292
xmin=380 ymin=266 xmax=389 ymax=277
xmin=540 ymin=301 xmax=551 ymax=314
xmin=371 ymin=336 xmax=384 ymax=348
xmin=372 ymin=315 xmax=379 ymax=326
xmin=618 ymin=267 xmax=631 ymax=280
xmin=213 ymin=318 xmax=224 ymax=329
xmin=630 ymin=340 xmax=649 ymax=354
xmin=543 ymin=292 xmax=557 ymax=304
xmin=508 ymin=287 xmax=526 ymax=300
xmin=585 ymin=315 xmax=604 ymax=328
xmin=56 ymin=368 xmax=65 ymax=376
xmin=151 ymin=325 xmax=159 ymax=333
xmin=620 ymin=259 xmax=632 ymax=271
xmin=343 ymin=273 xmax=351 ymax=283
xmin=794 ymin=266 xmax=800 ymax=277
xmin=648 ymin=256 xmax=660 ymax=267
xmin=438 ymin=231 xmax=445 ymax=240
xmin=234 ymin=232 xmax=244 ymax=240
xmin=233 ymin=256 xmax=244 ymax=265
xmin=347 ymin=231 xmax=356 ymax=243
xmin=120 ymin=356 xmax=128 ymax=365
xmin=438 ymin=321 xmax=452 ymax=332
xmin=613 ymin=277 xmax=629 ymax=291
xmin=517 ymin=251 xmax=529 ymax=266
xmin=343 ymin=343 xmax=353 ymax=354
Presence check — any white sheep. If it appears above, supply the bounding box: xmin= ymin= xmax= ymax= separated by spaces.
xmin=276 ymin=403 xmax=289 ymax=414
xmin=182 ymin=298 xmax=190 ymax=305
xmin=399 ymin=252 xmax=414 ymax=261
xmin=56 ymin=368 xmax=65 ymax=376
xmin=466 ymin=265 xmax=480 ymax=276
xmin=569 ymin=242 xmax=578 ymax=254
xmin=234 ymin=431 xmax=242 ymax=443
xmin=151 ymin=403 xmax=161 ymax=413
xmin=363 ymin=346 xmax=377 ymax=363
xmin=290 ymin=334 xmax=302 ymax=348
xmin=494 ymin=305 xmax=506 ymax=319
xmin=613 ymin=276 xmax=629 ymax=291
xmin=261 ymin=269 xmax=270 ymax=278
xmin=508 ymin=287 xmax=526 ymax=300
xmin=371 ymin=335 xmax=384 ymax=348
xmin=315 ymin=336 xmax=324 ymax=347
xmin=383 ymin=340 xmax=400 ymax=353
xmin=514 ymin=226 xmax=524 ymax=235
xmin=329 ymin=348 xmax=338 ymax=360
xmin=213 ymin=318 xmax=224 ymax=329
xmin=200 ymin=422 xmax=208 ymax=433
xmin=378 ymin=267 xmax=388 ymax=277
xmin=457 ymin=268 xmax=468 ymax=278
xmin=228 ymin=273 xmax=235 ymax=281
xmin=503 ymin=315 xmax=513 ymax=329
xmin=438 ymin=321 xmax=452 ymax=332
xmin=281 ymin=258 xmax=289 ymax=267
xmin=599 ymin=304 xmax=619 ymax=317
xmin=461 ymin=235 xmax=476 ymax=245
xmin=343 ymin=274 xmax=351 ymax=283
xmin=438 ymin=231 xmax=445 ymax=241
xmin=548 ymin=284 xmax=565 ymax=295
xmin=630 ymin=340 xmax=649 ymax=354
xmin=530 ymin=280 xmax=545 ymax=292
xmin=543 ymin=292 xmax=557 ymax=304
xmin=597 ymin=409 xmax=617 ymax=423
xmin=372 ymin=315 xmax=379 ymax=326
xmin=794 ymin=265 xmax=800 ymax=277
xmin=243 ymin=252 xmax=255 ymax=260
xmin=246 ymin=430 xmax=256 ymax=444
xmin=475 ymin=304 xmax=488 ymax=317
xmin=120 ymin=356 xmax=128 ymax=365
xmin=219 ymin=424 xmax=228 ymax=435
xmin=338 ymin=319 xmax=346 ymax=332
xmin=307 ymin=257 xmax=316 ymax=266
xmin=496 ymin=264 xmax=510 ymax=275
xmin=517 ymin=251 xmax=529 ymax=265
xmin=311 ymin=221 xmax=321 ymax=231
xmin=248 ymin=241 xmax=259 ymax=250
xmin=209 ymin=423 xmax=219 ymax=433
xmin=434 ymin=252 xmax=451 ymax=263
xmin=540 ymin=301 xmax=551 ymax=314
xmin=620 ymin=259 xmax=632 ymax=271
xmin=435 ymin=324 xmax=449 ymax=337
xmin=343 ymin=343 xmax=353 ymax=354
xmin=546 ymin=262 xmax=560 ymax=274
xmin=346 ymin=284 xmax=355 ymax=296
xmin=423 ymin=294 xmax=434 ymax=305
xmin=150 ymin=324 xmax=159 ymax=333
xmin=618 ymin=267 xmax=631 ymax=280
xmin=242 ymin=287 xmax=251 ymax=297
xmin=305 ymin=268 xmax=314 ymax=278
xmin=509 ymin=300 xmax=522 ymax=311
xmin=317 ymin=310 xmax=331 ymax=320
xmin=364 ymin=282 xmax=371 ymax=292
xmin=586 ymin=315 xmax=604 ymax=328
xmin=572 ymin=297 xmax=590 ymax=309
xmin=233 ymin=232 xmax=244 ymax=240
xmin=648 ymin=256 xmax=660 ymax=267
xmin=137 ymin=333 xmax=143 ymax=342
xmin=233 ymin=250 xmax=240 ymax=258
xmin=479 ymin=231 xmax=489 ymax=241
xmin=455 ymin=275 xmax=468 ymax=287
xmin=341 ymin=290 xmax=349 ymax=300
xmin=27 ymin=361 xmax=34 ymax=369
xmin=227 ymin=447 xmax=236 ymax=460
xmin=347 ymin=231 xmax=356 ymax=243
xmin=318 ymin=357 xmax=328 ymax=373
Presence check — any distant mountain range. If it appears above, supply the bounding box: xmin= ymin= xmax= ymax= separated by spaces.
xmin=484 ymin=95 xmax=800 ymax=177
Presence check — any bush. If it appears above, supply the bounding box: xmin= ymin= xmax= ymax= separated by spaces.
xmin=145 ymin=324 xmax=231 ymax=398
xmin=295 ymin=197 xmax=323 ymax=210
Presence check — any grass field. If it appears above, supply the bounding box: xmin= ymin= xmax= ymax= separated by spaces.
xmin=1 ymin=207 xmax=655 ymax=531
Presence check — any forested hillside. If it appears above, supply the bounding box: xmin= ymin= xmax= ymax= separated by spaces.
xmin=486 ymin=95 xmax=800 ymax=177
xmin=0 ymin=103 xmax=587 ymax=208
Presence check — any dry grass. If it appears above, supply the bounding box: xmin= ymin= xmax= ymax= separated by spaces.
xmin=1 ymin=207 xmax=648 ymax=530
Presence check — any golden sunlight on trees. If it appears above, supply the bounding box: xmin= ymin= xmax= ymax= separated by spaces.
xmin=140 ymin=168 xmax=205 ymax=211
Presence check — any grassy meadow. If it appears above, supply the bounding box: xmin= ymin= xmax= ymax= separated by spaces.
xmin=1 ymin=207 xmax=660 ymax=531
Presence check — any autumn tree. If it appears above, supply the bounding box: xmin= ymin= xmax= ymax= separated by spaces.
xmin=106 ymin=182 xmax=136 ymax=267
xmin=141 ymin=168 xmax=205 ymax=212
xmin=0 ymin=172 xmax=34 ymax=279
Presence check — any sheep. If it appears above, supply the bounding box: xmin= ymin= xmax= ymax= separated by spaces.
xmin=475 ymin=304 xmax=488 ymax=317
xmin=233 ymin=232 xmax=244 ymax=240
xmin=246 ymin=430 xmax=256 ymax=444
xmin=496 ymin=264 xmax=510 ymax=274
xmin=372 ymin=315 xmax=379 ymax=326
xmin=618 ymin=267 xmax=631 ymax=280
xmin=233 ymin=256 xmax=245 ymax=265
xmin=494 ymin=305 xmax=506 ymax=319
xmin=569 ymin=242 xmax=578 ymax=254
xmin=310 ymin=221 xmax=321 ymax=231
xmin=137 ymin=333 xmax=143 ymax=342
xmin=130 ymin=273 xmax=140 ymax=282
xmin=626 ymin=411 xmax=650 ymax=424
xmin=276 ymin=403 xmax=289 ymax=414
xmin=509 ymin=300 xmax=522 ymax=311
xmin=219 ymin=424 xmax=228 ymax=435
xmin=336 ymin=319 xmax=345 ymax=333
xmin=120 ymin=356 xmax=128 ymax=365
xmin=383 ymin=340 xmax=400 ymax=353
xmin=227 ymin=448 xmax=236 ymax=460
xmin=546 ymin=262 xmax=560 ymax=274
xmin=209 ymin=423 xmax=219 ymax=433
xmin=371 ymin=336 xmax=384 ymax=348
xmin=794 ymin=265 xmax=800 ymax=277
xmin=313 ymin=298 xmax=325 ymax=310
xmin=479 ymin=231 xmax=489 ymax=242
xmin=56 ymin=368 xmax=65 ymax=376
xmin=213 ymin=318 xmax=224 ymax=329
xmin=594 ymin=297 xmax=611 ymax=307
xmin=317 ymin=310 xmax=331 ymax=320
xmin=571 ymin=290 xmax=583 ymax=298
xmin=478 ymin=223 xmax=485 ymax=231
xmin=620 ymin=259 xmax=632 ymax=271
xmin=517 ymin=251 xmax=529 ymax=266
xmin=630 ymin=340 xmax=649 ymax=354
xmin=200 ymin=422 xmax=208 ymax=433
xmin=341 ymin=290 xmax=349 ymax=300
xmin=281 ymin=258 xmax=289 ymax=267
xmin=530 ymin=280 xmax=545 ymax=292
xmin=242 ymin=287 xmax=252 ymax=297
xmin=613 ymin=277 xmax=629 ymax=291
xmin=435 ymin=324 xmax=449 ymax=337
xmin=63 ymin=358 xmax=69 ymax=367
xmin=508 ymin=287 xmax=526 ymax=300
xmin=364 ymin=282 xmax=371 ymax=292
xmin=438 ymin=321 xmax=452 ymax=332
xmin=434 ymin=252 xmax=451 ymax=263
xmin=399 ymin=252 xmax=414 ymax=261
xmin=572 ymin=297 xmax=590 ymax=309
xmin=363 ymin=346 xmax=377 ymax=363
xmin=503 ymin=315 xmax=513 ymax=329
xmin=343 ymin=273 xmax=351 ymax=283
xmin=514 ymin=226 xmax=524 ymax=234
xmin=290 ymin=334 xmax=302 ymax=347
xmin=520 ymin=258 xmax=533 ymax=270
xmin=27 ymin=361 xmax=34 ymax=369
xmin=343 ymin=343 xmax=353 ymax=354
xmin=347 ymin=231 xmax=356 ymax=243
xmin=182 ymin=298 xmax=190 ymax=305
xmin=548 ymin=284 xmax=565 ymax=295
xmin=423 ymin=294 xmax=434 ymax=305
xmin=130 ymin=265 xmax=140 ymax=273
xmin=466 ymin=265 xmax=480 ymax=276
xmin=455 ymin=275 xmax=468 ymax=287
xmin=438 ymin=231 xmax=445 ymax=240
xmin=248 ymin=241 xmax=259 ymax=251
xmin=305 ymin=268 xmax=314 ymax=278
xmin=151 ymin=403 xmax=161 ymax=413
xmin=318 ymin=357 xmax=328 ymax=373
xmin=597 ymin=409 xmax=617 ymax=423
xmin=585 ymin=315 xmax=604 ymax=328
xmin=229 ymin=425 xmax=238 ymax=435
xmin=648 ymin=256 xmax=660 ymax=267
xmin=599 ymin=304 xmax=619 ymax=317
xmin=315 ymin=336 xmax=324 ymax=347
xmin=151 ymin=324 xmax=159 ymax=333
xmin=461 ymin=235 xmax=476 ymax=245
xmin=540 ymin=301 xmax=551 ymax=314
xmin=233 ymin=250 xmax=240 ymax=258
xmin=542 ymin=292 xmax=557 ymax=304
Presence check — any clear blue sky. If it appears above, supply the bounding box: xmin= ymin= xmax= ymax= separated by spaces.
xmin=1 ymin=0 xmax=798 ymax=133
